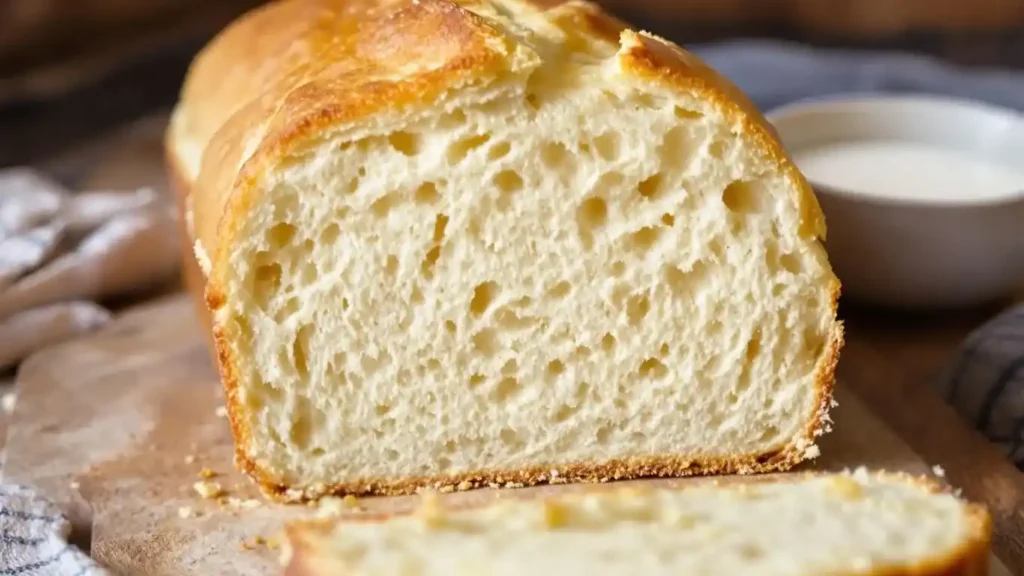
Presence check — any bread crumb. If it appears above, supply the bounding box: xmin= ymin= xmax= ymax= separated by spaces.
xmin=178 ymin=506 xmax=197 ymax=519
xmin=241 ymin=499 xmax=263 ymax=509
xmin=315 ymin=495 xmax=361 ymax=517
xmin=415 ymin=492 xmax=446 ymax=528
xmin=198 ymin=468 xmax=217 ymax=479
xmin=1 ymin=392 xmax=16 ymax=414
xmin=193 ymin=480 xmax=224 ymax=499
xmin=932 ymin=465 xmax=946 ymax=478
xmin=239 ymin=540 xmax=253 ymax=551
xmin=215 ymin=406 xmax=228 ymax=418
xmin=541 ymin=499 xmax=567 ymax=528
xmin=439 ymin=485 xmax=455 ymax=494
xmin=316 ymin=497 xmax=346 ymax=517
xmin=266 ymin=535 xmax=282 ymax=550
xmin=254 ymin=535 xmax=267 ymax=545
xmin=184 ymin=455 xmax=196 ymax=464
xmin=457 ymin=480 xmax=474 ymax=491
xmin=828 ymin=475 xmax=864 ymax=500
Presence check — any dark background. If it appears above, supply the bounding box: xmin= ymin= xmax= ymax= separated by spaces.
xmin=2 ymin=0 xmax=1023 ymax=168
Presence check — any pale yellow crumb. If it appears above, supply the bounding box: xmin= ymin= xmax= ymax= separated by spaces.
xmin=178 ymin=506 xmax=197 ymax=519
xmin=315 ymin=494 xmax=362 ymax=517
xmin=541 ymin=499 xmax=567 ymax=528
xmin=198 ymin=468 xmax=217 ymax=479
xmin=828 ymin=476 xmax=864 ymax=500
xmin=416 ymin=491 xmax=445 ymax=528
xmin=215 ymin=406 xmax=228 ymax=418
xmin=193 ymin=480 xmax=224 ymax=499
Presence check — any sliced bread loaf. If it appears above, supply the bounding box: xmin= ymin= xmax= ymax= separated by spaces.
xmin=166 ymin=0 xmax=843 ymax=500
xmin=282 ymin=471 xmax=991 ymax=576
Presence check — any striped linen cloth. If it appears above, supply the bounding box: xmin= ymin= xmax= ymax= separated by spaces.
xmin=0 ymin=485 xmax=105 ymax=575
xmin=1 ymin=40 xmax=1023 ymax=575
xmin=937 ymin=305 xmax=1024 ymax=467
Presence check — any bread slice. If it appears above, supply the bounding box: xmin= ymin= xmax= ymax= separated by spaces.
xmin=166 ymin=0 xmax=843 ymax=500
xmin=282 ymin=472 xmax=991 ymax=575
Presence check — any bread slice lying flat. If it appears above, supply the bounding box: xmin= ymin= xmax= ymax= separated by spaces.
xmin=166 ymin=0 xmax=843 ymax=500
xmin=282 ymin=472 xmax=991 ymax=576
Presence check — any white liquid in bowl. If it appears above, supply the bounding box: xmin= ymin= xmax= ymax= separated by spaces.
xmin=792 ymin=140 xmax=1024 ymax=202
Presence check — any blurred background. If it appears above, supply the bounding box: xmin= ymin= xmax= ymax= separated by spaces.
xmin=2 ymin=0 xmax=1024 ymax=168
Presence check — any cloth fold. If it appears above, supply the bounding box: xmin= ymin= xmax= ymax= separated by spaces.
xmin=938 ymin=305 xmax=1024 ymax=467
xmin=0 ymin=168 xmax=181 ymax=371
xmin=0 ymin=485 xmax=106 ymax=575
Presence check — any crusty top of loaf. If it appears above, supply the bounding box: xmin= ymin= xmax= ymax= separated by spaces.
xmin=165 ymin=0 xmax=827 ymax=284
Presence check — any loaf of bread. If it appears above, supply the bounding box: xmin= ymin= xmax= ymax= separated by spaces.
xmin=282 ymin=471 xmax=991 ymax=575
xmin=165 ymin=0 xmax=843 ymax=501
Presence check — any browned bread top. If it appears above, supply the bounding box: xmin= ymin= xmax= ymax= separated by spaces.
xmin=166 ymin=0 xmax=827 ymax=278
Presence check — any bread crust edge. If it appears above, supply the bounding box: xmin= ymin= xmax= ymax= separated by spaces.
xmin=280 ymin=472 xmax=993 ymax=576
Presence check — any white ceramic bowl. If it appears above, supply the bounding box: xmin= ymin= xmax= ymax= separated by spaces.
xmin=767 ymin=95 xmax=1024 ymax=309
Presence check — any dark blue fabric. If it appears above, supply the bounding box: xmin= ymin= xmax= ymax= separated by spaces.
xmin=689 ymin=40 xmax=1024 ymax=114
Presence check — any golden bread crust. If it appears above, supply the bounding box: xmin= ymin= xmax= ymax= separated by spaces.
xmin=280 ymin=473 xmax=992 ymax=576
xmin=165 ymin=0 xmax=843 ymax=501
xmin=164 ymin=146 xmax=215 ymax=349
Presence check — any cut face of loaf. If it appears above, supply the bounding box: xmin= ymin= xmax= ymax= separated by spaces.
xmin=282 ymin=472 xmax=991 ymax=576
xmin=184 ymin=0 xmax=842 ymax=499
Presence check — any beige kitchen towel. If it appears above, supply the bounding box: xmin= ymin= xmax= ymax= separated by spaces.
xmin=0 ymin=168 xmax=181 ymax=371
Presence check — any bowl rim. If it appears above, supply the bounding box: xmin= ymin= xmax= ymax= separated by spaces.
xmin=765 ymin=92 xmax=1024 ymax=208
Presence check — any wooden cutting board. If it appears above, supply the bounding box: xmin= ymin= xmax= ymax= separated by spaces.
xmin=5 ymin=114 xmax=1023 ymax=575
xmin=2 ymin=294 xmax=1023 ymax=575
